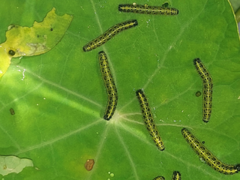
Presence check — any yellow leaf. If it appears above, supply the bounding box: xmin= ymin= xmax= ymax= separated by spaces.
xmin=0 ymin=7 xmax=73 ymax=78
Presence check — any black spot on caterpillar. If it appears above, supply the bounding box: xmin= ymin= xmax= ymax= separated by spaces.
xmin=83 ymin=20 xmax=138 ymax=52
xmin=136 ymin=89 xmax=165 ymax=151
xmin=195 ymin=91 xmax=201 ymax=97
xmin=153 ymin=176 xmax=165 ymax=180
xmin=118 ymin=3 xmax=179 ymax=15
xmin=181 ymin=128 xmax=240 ymax=174
xmin=193 ymin=58 xmax=213 ymax=123
xmin=10 ymin=108 xmax=15 ymax=115
xmin=99 ymin=51 xmax=118 ymax=120
xmin=8 ymin=50 xmax=15 ymax=56
xmin=172 ymin=171 xmax=181 ymax=180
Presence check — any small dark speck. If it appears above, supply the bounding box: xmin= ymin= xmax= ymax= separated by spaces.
xmin=50 ymin=28 xmax=53 ymax=31
xmin=195 ymin=91 xmax=201 ymax=97
xmin=8 ymin=50 xmax=15 ymax=56
xmin=161 ymin=2 xmax=169 ymax=7
xmin=202 ymin=141 xmax=205 ymax=144
xmin=10 ymin=108 xmax=15 ymax=115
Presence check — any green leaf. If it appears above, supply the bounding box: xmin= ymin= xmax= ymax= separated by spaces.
xmin=0 ymin=0 xmax=240 ymax=180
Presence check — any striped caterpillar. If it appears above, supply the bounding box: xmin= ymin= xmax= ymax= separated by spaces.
xmin=193 ymin=58 xmax=213 ymax=123
xmin=99 ymin=51 xmax=118 ymax=120
xmin=181 ymin=128 xmax=240 ymax=174
xmin=83 ymin=20 xmax=138 ymax=52
xmin=136 ymin=89 xmax=165 ymax=151
xmin=172 ymin=171 xmax=181 ymax=180
xmin=118 ymin=3 xmax=179 ymax=15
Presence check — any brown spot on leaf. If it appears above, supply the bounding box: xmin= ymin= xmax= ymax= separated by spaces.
xmin=84 ymin=159 xmax=94 ymax=171
xmin=10 ymin=108 xmax=15 ymax=115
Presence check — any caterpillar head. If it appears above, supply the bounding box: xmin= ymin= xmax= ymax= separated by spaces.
xmin=235 ymin=164 xmax=240 ymax=172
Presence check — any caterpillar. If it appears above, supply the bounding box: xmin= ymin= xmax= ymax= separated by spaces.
xmin=136 ymin=89 xmax=165 ymax=151
xmin=181 ymin=128 xmax=240 ymax=174
xmin=118 ymin=4 xmax=179 ymax=15
xmin=193 ymin=58 xmax=213 ymax=123
xmin=172 ymin=171 xmax=181 ymax=180
xmin=153 ymin=176 xmax=165 ymax=180
xmin=83 ymin=20 xmax=138 ymax=52
xmin=99 ymin=51 xmax=118 ymax=120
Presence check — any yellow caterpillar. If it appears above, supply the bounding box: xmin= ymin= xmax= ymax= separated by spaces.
xmin=172 ymin=171 xmax=181 ymax=180
xmin=99 ymin=51 xmax=118 ymax=120
xmin=119 ymin=4 xmax=179 ymax=15
xmin=83 ymin=20 xmax=138 ymax=52
xmin=193 ymin=58 xmax=213 ymax=123
xmin=136 ymin=89 xmax=165 ymax=151
xmin=182 ymin=128 xmax=240 ymax=174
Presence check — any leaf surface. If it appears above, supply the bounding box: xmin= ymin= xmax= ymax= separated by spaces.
xmin=0 ymin=0 xmax=240 ymax=180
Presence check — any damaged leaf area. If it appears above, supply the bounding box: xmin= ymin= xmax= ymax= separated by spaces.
xmin=0 ymin=156 xmax=34 ymax=176
xmin=0 ymin=7 xmax=73 ymax=78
